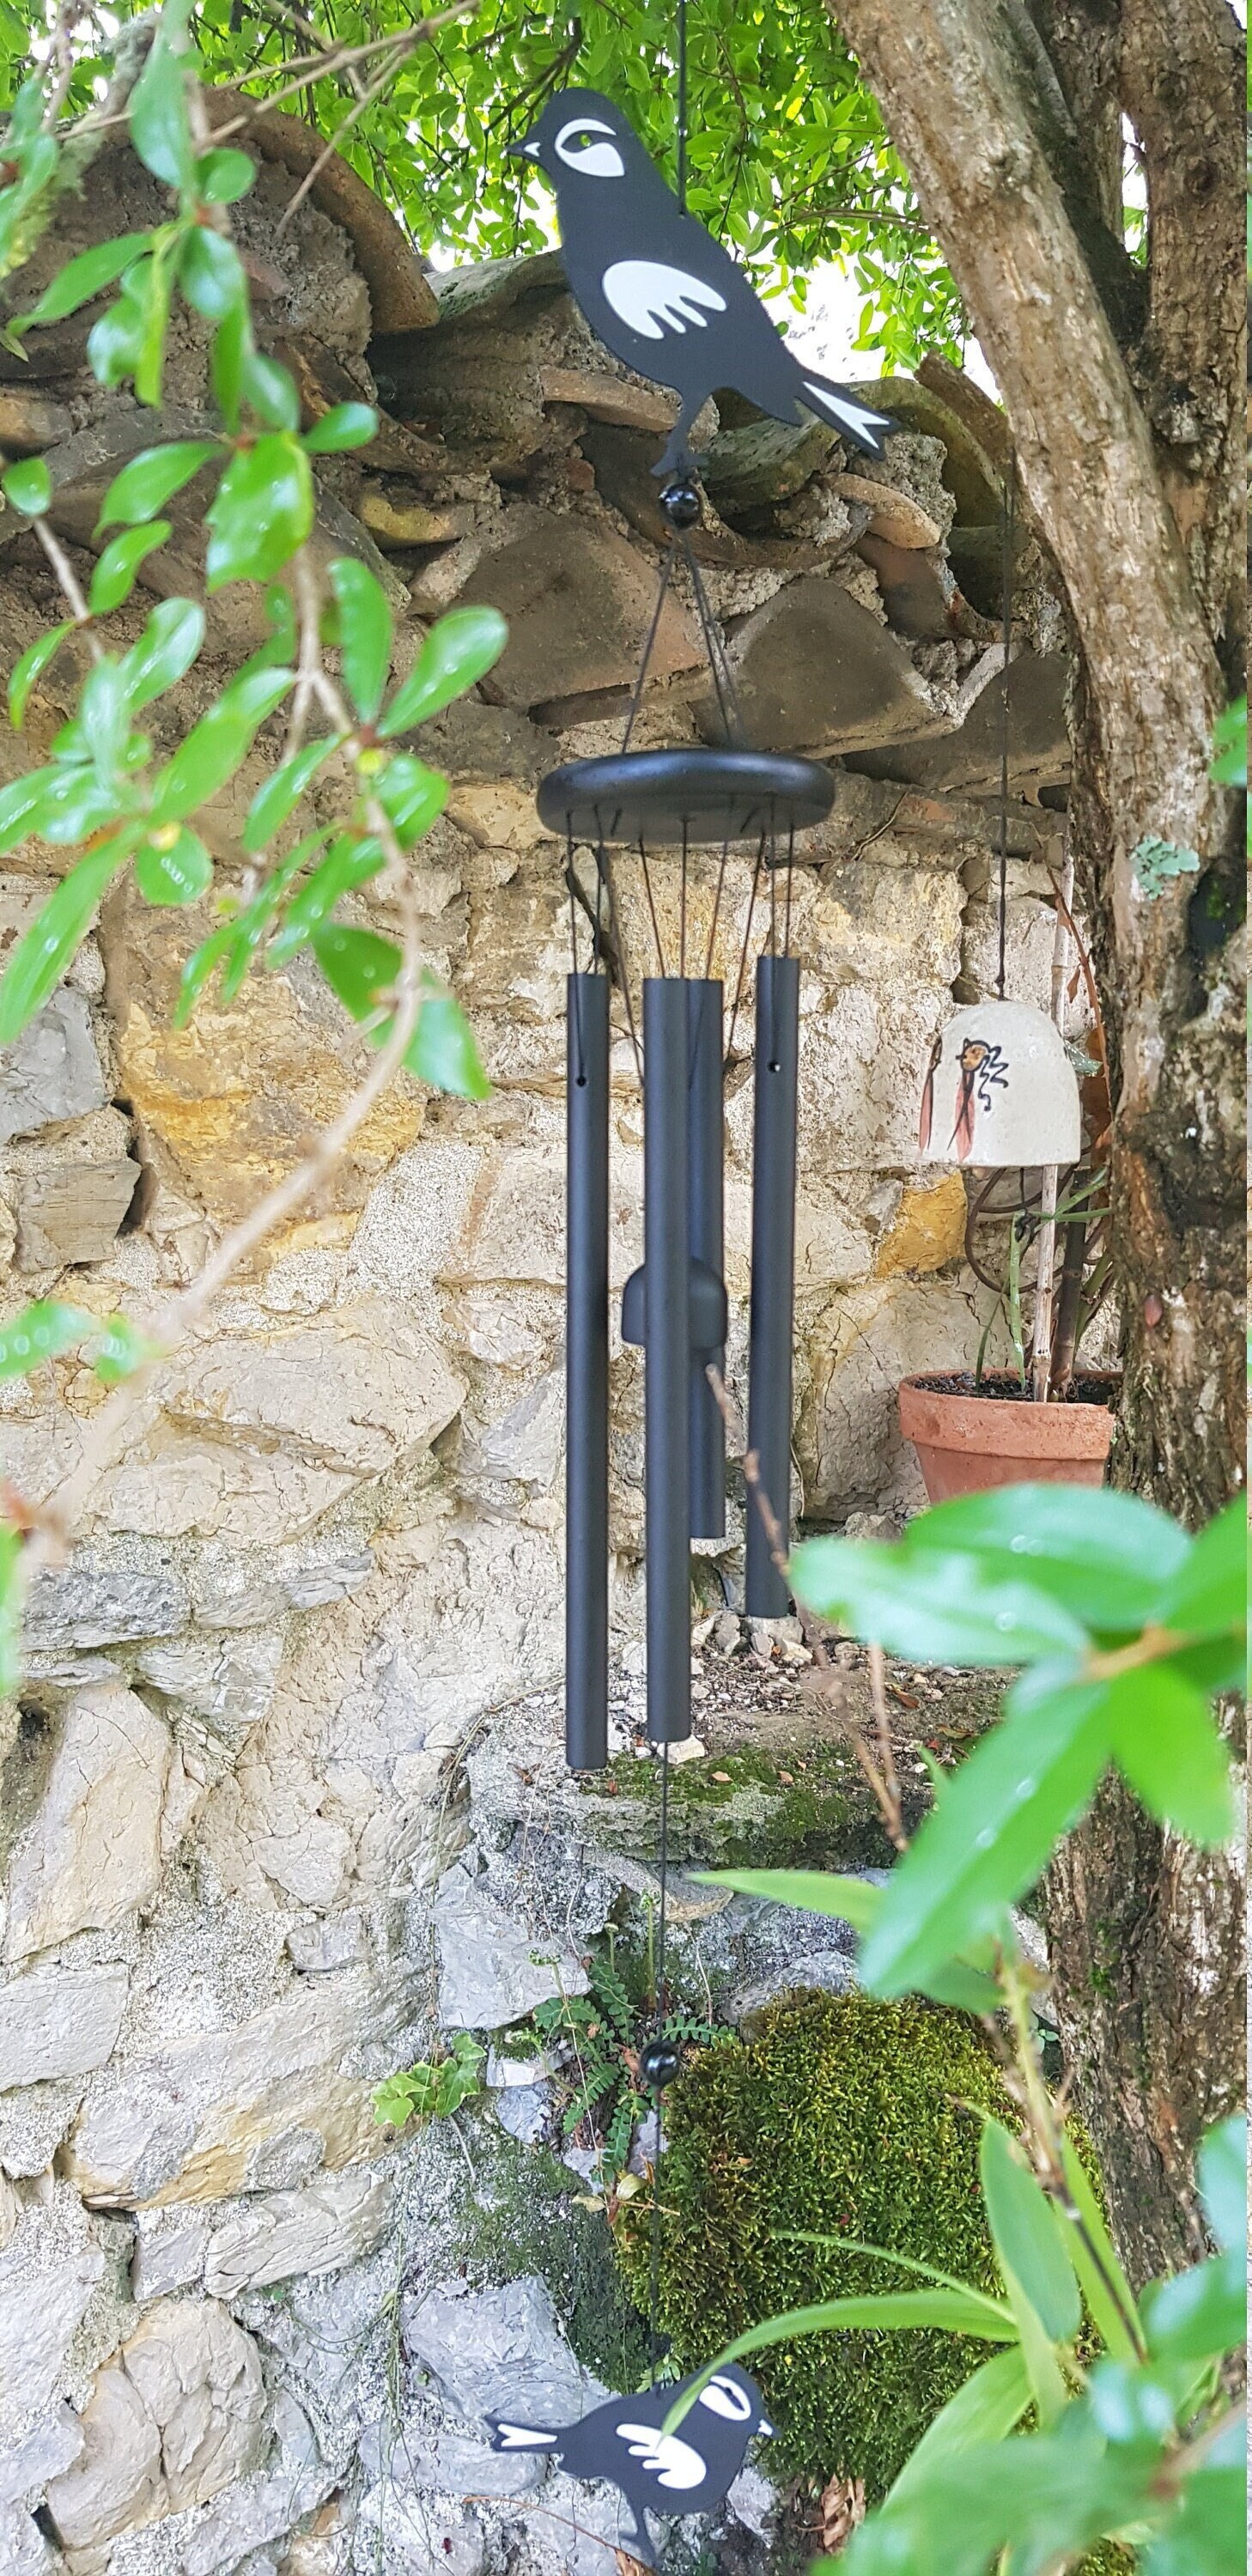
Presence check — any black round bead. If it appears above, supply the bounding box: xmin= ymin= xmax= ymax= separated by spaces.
xmin=640 ymin=2036 xmax=683 ymax=2089
xmin=659 ymin=478 xmax=701 ymax=530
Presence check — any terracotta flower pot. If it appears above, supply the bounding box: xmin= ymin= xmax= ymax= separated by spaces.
xmin=898 ymin=1372 xmax=1120 ymax=1504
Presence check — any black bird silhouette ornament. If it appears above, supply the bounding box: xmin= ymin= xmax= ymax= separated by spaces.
xmin=511 ymin=88 xmax=894 ymax=479
xmin=488 ymin=2362 xmax=773 ymax=2565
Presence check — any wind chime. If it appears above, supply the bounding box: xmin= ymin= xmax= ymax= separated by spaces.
xmin=483 ymin=30 xmax=896 ymax=2566
xmin=916 ymin=462 xmax=1080 ymax=1176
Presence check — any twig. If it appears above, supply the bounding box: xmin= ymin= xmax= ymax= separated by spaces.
xmin=705 ymin=1365 xmax=908 ymax=1852
xmin=866 ymin=1642 xmax=903 ymax=1834
xmin=274 ymin=40 xmax=412 ymax=236
xmin=30 ymin=516 xmax=102 ymax=660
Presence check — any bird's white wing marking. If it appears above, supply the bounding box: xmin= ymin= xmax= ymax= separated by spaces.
xmin=603 ymin=260 xmax=726 ymax=343
xmin=613 ymin=2425 xmax=706 ymax=2490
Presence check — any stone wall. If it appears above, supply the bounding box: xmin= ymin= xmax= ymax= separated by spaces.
xmin=0 ymin=116 xmax=1088 ymax=2575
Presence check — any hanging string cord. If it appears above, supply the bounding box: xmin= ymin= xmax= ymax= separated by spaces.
xmin=996 ymin=453 xmax=1017 ymax=1000
xmin=679 ymin=532 xmax=746 ymax=746
xmin=596 ymin=834 xmax=644 ymax=1083
xmin=639 ymin=831 xmax=667 ymax=979
xmin=623 ymin=538 xmax=678 ymax=752
xmin=704 ymin=832 xmax=731 ymax=981
xmin=783 ymin=818 xmax=795 ymax=956
xmin=647 ymin=1739 xmax=672 ymax=2387
xmin=725 ymin=829 xmax=766 ymax=1066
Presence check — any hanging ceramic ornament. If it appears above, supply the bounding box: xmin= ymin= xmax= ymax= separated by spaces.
xmin=918 ymin=997 xmax=1081 ymax=1168
xmin=488 ymin=2362 xmax=773 ymax=2567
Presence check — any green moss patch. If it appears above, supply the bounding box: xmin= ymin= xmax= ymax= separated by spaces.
xmin=575 ymin=1741 xmax=901 ymax=1871
xmin=616 ymin=1988 xmax=1010 ymax=2502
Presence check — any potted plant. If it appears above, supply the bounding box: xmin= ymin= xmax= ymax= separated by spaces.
xmin=901 ymin=872 xmax=1120 ymax=1502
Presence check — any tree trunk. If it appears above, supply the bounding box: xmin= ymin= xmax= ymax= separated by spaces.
xmin=828 ymin=0 xmax=1244 ymax=2280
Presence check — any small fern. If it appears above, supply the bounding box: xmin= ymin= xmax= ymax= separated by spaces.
xmin=525 ymin=1947 xmax=736 ymax=2186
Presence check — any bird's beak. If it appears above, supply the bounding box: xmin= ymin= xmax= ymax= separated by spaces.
xmin=507 ymin=136 xmax=540 ymax=161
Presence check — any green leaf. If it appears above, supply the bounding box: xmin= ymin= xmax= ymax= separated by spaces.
xmin=90 ymin=1313 xmax=152 ymax=1384
xmin=149 ymin=665 xmax=293 ymax=824
xmin=179 ymin=224 xmax=246 ymax=321
xmin=100 ymin=441 xmax=218 ymax=534
xmin=1153 ymin=1498 xmax=1245 ymax=1645
xmin=173 ymin=828 xmax=331 ymax=1021
xmin=211 ymin=302 xmax=247 ymax=433
xmin=371 ymin=750 xmax=447 ymax=846
xmin=9 ymin=623 xmax=71 ymax=730
xmin=88 ymin=520 xmax=172 ymax=616
xmin=379 ymin=604 xmax=508 ymax=736
xmin=19 ymin=761 xmax=124 ymax=847
xmin=1143 ymin=2464 xmax=1247 ymax=2576
xmin=205 ymin=434 xmax=313 ymax=587
xmin=78 ymin=657 xmax=131 ymax=777
xmin=885 ymin=2348 xmax=1032 ymax=2507
xmin=3 ymin=457 xmax=50 ymax=515
xmin=241 ymin=737 xmax=338 ymax=853
xmin=240 ymin=349 xmax=300 ymax=431
xmin=13 ymin=232 xmax=155 ymax=330
xmin=135 ymin=824 xmax=212 ymax=905
xmin=1198 ymin=2116 xmax=1245 ymax=2257
xmin=194 ymin=146 xmax=255 ymax=205
xmin=981 ymin=2119 xmax=1081 ymax=2342
xmin=328 ymin=557 xmax=392 ymax=722
xmin=85 ymin=263 xmax=150 ymax=391
xmin=901 ymin=1485 xmax=1191 ymax=1634
xmin=842 ymin=2431 xmax=1158 ymax=2576
xmin=1057 ymin=2131 xmax=1142 ymax=2362
xmin=130 ymin=10 xmax=195 ymax=195
xmin=0 ymin=1300 xmax=94 ymax=1376
xmin=267 ymin=832 xmax=385 ymax=957
xmin=859 ymin=1671 xmax=1114 ymax=1997
xmin=0 ymin=832 xmax=136 ymax=1042
xmin=1209 ymin=696 xmax=1247 ymax=789
xmin=408 ymin=984 xmax=490 ymax=1098
xmin=311 ymin=927 xmax=489 ymax=1097
xmin=790 ymin=1534 xmax=1090 ymax=1668
xmin=696 ymin=1866 xmax=884 ymax=1934
xmin=1142 ymin=2254 xmax=1244 ymax=2362
xmin=1086 ymin=2358 xmax=1179 ymax=2451
xmin=663 ymin=2289 xmax=1019 ymax=2439
xmin=1108 ymin=1663 xmax=1236 ymax=1845
xmin=302 ymin=402 xmax=379 ymax=453
xmin=119 ymin=598 xmax=205 ymax=709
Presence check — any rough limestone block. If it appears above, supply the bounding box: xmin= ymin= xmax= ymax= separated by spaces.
xmin=0 ymin=988 xmax=106 ymax=1143
xmin=403 ymin=2275 xmax=606 ymax=2427
xmin=456 ymin=512 xmax=702 ymax=709
xmin=101 ymin=1303 xmax=465 ymax=1546
xmin=44 ymin=2297 xmax=267 ymax=2557
xmin=854 ymin=649 xmax=1070 ymax=799
xmin=434 ymin=1863 xmax=588 ymax=2029
xmin=4 ymin=1687 xmax=170 ymax=1961
xmin=203 ymin=2172 xmax=393 ymax=2299
xmin=0 ymin=2502 xmax=58 ymax=2572
xmin=23 ymin=1552 xmax=189 ymax=1653
xmin=0 ymin=1964 xmax=129 ymax=2088
xmin=65 ymin=1969 xmax=406 ymax=2207
xmin=3 ymin=1108 xmax=139 ymax=1271
xmin=0 ymin=2251 xmax=102 ymax=2443
xmin=695 ymin=575 xmax=939 ymax=753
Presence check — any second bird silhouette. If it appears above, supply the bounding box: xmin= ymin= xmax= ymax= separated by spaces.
xmin=512 ymin=87 xmax=895 ymax=478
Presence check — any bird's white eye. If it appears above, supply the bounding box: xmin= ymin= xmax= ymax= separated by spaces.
xmin=698 ymin=2376 xmax=752 ymax=2422
xmin=555 ymin=117 xmax=625 ymax=177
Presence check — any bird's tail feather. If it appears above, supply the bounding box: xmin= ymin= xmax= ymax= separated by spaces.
xmin=487 ymin=2417 xmax=559 ymax=2451
xmin=800 ymin=372 xmax=894 ymax=459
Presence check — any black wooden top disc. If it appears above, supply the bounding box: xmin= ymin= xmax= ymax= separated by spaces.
xmin=537 ymin=747 xmax=834 ymax=850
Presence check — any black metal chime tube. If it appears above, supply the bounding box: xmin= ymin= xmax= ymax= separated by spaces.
xmin=745 ymin=951 xmax=799 ymax=1617
xmin=565 ymin=970 xmax=610 ymax=1769
xmin=643 ymin=976 xmax=691 ymax=1743
xmin=686 ymin=977 xmax=725 ymax=1539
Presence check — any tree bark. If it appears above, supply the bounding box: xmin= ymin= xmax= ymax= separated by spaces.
xmin=827 ymin=0 xmax=1244 ymax=2281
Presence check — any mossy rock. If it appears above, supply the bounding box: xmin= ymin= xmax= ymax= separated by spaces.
xmin=616 ymin=1988 xmax=1010 ymax=2502
xmin=450 ymin=2118 xmax=650 ymax=2392
xmin=575 ymin=1740 xmax=904 ymax=1871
